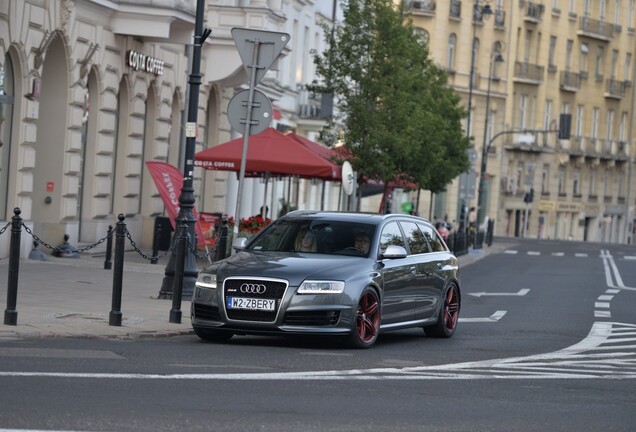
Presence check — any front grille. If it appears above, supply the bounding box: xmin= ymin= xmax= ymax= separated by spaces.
xmin=193 ymin=304 xmax=221 ymax=321
xmin=223 ymin=278 xmax=288 ymax=322
xmin=283 ymin=311 xmax=341 ymax=326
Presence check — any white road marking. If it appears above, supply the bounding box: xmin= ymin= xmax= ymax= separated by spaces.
xmin=606 ymin=289 xmax=620 ymax=294
xmin=527 ymin=251 xmax=540 ymax=256
xmin=551 ymin=252 xmax=564 ymax=256
xmin=575 ymin=253 xmax=588 ymax=257
xmin=468 ymin=289 xmax=530 ymax=298
xmin=623 ymin=256 xmax=636 ymax=260
xmin=503 ymin=250 xmax=518 ymax=254
xmin=595 ymin=311 xmax=611 ymax=318
xmin=595 ymin=302 xmax=610 ymax=308
xmin=459 ymin=310 xmax=507 ymax=323
xmin=598 ymin=295 xmax=614 ymax=301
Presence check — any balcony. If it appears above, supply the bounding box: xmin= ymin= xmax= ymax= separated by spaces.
xmin=578 ymin=16 xmax=615 ymax=41
xmin=523 ymin=1 xmax=545 ymax=23
xmin=409 ymin=0 xmax=436 ymax=16
xmin=560 ymin=71 xmax=581 ymax=92
xmin=605 ymin=78 xmax=627 ymax=99
xmin=513 ymin=61 xmax=545 ymax=84
xmin=449 ymin=0 xmax=461 ymax=19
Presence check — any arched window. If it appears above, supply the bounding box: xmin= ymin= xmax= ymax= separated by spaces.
xmin=414 ymin=27 xmax=430 ymax=46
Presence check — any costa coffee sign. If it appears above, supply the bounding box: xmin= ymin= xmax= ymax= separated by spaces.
xmin=126 ymin=50 xmax=164 ymax=76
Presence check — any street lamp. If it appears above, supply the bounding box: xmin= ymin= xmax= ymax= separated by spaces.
xmin=459 ymin=0 xmax=493 ymax=232
xmin=477 ymin=44 xmax=504 ymax=226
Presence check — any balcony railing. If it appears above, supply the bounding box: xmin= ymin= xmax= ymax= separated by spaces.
xmin=449 ymin=0 xmax=461 ymax=18
xmin=409 ymin=0 xmax=436 ymax=15
xmin=578 ymin=16 xmax=615 ymax=40
xmin=605 ymin=78 xmax=627 ymax=98
xmin=514 ymin=61 xmax=545 ymax=84
xmin=560 ymin=71 xmax=581 ymax=91
xmin=524 ymin=1 xmax=545 ymax=22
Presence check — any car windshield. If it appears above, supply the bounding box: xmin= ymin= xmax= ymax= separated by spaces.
xmin=246 ymin=219 xmax=376 ymax=257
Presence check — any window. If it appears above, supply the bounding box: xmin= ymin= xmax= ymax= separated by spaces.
xmin=544 ymin=100 xmax=553 ymax=130
xmin=592 ymin=107 xmax=600 ymax=139
xmin=0 ymin=54 xmax=15 ymax=220
xmin=607 ymin=110 xmax=615 ymax=140
xmin=603 ymin=170 xmax=610 ymax=197
xmin=575 ymin=105 xmax=585 ymax=136
xmin=631 ymin=0 xmax=636 ymax=29
xmin=418 ymin=223 xmax=446 ymax=252
xmin=447 ymin=34 xmax=457 ymax=70
xmin=519 ymin=95 xmax=528 ymax=129
xmin=573 ymin=169 xmax=580 ymax=195
xmin=618 ymin=168 xmax=624 ymax=196
xmin=415 ymin=28 xmax=430 ymax=46
xmin=615 ymin=0 xmax=622 ymax=26
xmin=566 ymin=39 xmax=574 ymax=70
xmin=600 ymin=0 xmax=607 ymax=19
xmin=400 ymin=221 xmax=430 ymax=255
xmin=585 ymin=0 xmax=592 ymax=16
xmin=620 ymin=112 xmax=628 ymax=141
xmin=541 ymin=164 xmax=550 ymax=194
xmin=596 ymin=46 xmax=605 ymax=79
xmin=549 ymin=36 xmax=557 ymax=68
xmin=379 ymin=222 xmax=405 ymax=254
xmin=611 ymin=49 xmax=618 ymax=78
xmin=589 ymin=168 xmax=597 ymax=196
xmin=569 ymin=0 xmax=576 ymax=14
xmin=580 ymin=43 xmax=589 ymax=73
xmin=625 ymin=53 xmax=632 ymax=81
xmin=558 ymin=166 xmax=566 ymax=195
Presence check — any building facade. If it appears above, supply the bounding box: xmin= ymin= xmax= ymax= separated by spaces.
xmin=409 ymin=0 xmax=636 ymax=243
xmin=0 ymin=0 xmax=341 ymax=259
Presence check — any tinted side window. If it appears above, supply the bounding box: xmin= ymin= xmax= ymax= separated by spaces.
xmin=418 ymin=223 xmax=447 ymax=252
xmin=400 ymin=221 xmax=431 ymax=255
xmin=379 ymin=222 xmax=405 ymax=254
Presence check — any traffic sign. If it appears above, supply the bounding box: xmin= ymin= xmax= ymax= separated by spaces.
xmin=231 ymin=28 xmax=290 ymax=85
xmin=227 ymin=89 xmax=272 ymax=135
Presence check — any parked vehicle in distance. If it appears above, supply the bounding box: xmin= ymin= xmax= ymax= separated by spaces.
xmin=191 ymin=211 xmax=461 ymax=348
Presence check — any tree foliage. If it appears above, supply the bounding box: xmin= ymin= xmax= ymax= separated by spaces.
xmin=310 ymin=0 xmax=470 ymax=194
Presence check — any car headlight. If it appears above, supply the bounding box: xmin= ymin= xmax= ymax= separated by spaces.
xmin=196 ymin=273 xmax=217 ymax=290
xmin=297 ymin=280 xmax=345 ymax=294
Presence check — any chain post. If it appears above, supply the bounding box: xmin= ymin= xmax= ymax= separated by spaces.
xmin=170 ymin=222 xmax=189 ymax=323
xmin=109 ymin=214 xmax=126 ymax=326
xmin=104 ymin=225 xmax=113 ymax=270
xmin=4 ymin=208 xmax=22 ymax=325
xmin=215 ymin=217 xmax=229 ymax=261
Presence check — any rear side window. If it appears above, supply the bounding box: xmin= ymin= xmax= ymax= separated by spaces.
xmin=379 ymin=221 xmax=406 ymax=254
xmin=399 ymin=221 xmax=431 ymax=255
xmin=418 ymin=223 xmax=447 ymax=252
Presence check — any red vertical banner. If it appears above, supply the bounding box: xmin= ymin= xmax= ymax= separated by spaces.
xmin=145 ymin=161 xmax=206 ymax=247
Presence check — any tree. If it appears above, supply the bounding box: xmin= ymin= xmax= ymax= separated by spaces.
xmin=310 ymin=0 xmax=470 ymax=200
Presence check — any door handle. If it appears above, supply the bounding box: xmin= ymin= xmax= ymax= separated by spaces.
xmin=410 ymin=266 xmax=416 ymax=275
xmin=436 ymin=263 xmax=443 ymax=270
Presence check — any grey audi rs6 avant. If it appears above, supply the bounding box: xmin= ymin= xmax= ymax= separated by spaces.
xmin=191 ymin=211 xmax=461 ymax=348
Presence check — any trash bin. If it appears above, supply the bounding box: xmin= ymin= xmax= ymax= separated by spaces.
xmin=153 ymin=216 xmax=174 ymax=251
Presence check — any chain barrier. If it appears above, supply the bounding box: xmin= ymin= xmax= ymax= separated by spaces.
xmin=124 ymin=227 xmax=179 ymax=262
xmin=22 ymin=224 xmax=111 ymax=254
xmin=0 ymin=221 xmax=11 ymax=236
xmin=187 ymin=236 xmax=217 ymax=261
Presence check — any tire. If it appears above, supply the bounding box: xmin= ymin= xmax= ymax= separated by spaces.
xmin=424 ymin=283 xmax=460 ymax=338
xmin=193 ymin=326 xmax=234 ymax=342
xmin=347 ymin=288 xmax=381 ymax=349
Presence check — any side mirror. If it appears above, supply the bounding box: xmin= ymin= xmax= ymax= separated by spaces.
xmin=232 ymin=237 xmax=248 ymax=251
xmin=380 ymin=245 xmax=407 ymax=260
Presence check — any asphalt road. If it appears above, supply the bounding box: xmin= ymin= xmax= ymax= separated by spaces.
xmin=0 ymin=238 xmax=634 ymax=431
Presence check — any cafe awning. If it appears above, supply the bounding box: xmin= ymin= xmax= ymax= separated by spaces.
xmin=194 ymin=128 xmax=341 ymax=181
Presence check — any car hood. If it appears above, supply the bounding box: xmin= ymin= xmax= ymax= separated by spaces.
xmin=203 ymin=251 xmax=368 ymax=286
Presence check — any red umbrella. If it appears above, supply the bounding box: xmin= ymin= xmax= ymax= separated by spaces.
xmin=194 ymin=128 xmax=340 ymax=181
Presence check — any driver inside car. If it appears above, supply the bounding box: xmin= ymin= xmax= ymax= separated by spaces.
xmin=353 ymin=232 xmax=371 ymax=254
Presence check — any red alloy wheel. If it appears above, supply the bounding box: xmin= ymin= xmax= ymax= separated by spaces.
xmin=356 ymin=291 xmax=380 ymax=343
xmin=443 ymin=285 xmax=460 ymax=332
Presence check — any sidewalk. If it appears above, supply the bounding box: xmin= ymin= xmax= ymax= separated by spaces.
xmin=0 ymin=241 xmax=509 ymax=340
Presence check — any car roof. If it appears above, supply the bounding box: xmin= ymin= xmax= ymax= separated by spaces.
xmin=281 ymin=210 xmax=433 ymax=226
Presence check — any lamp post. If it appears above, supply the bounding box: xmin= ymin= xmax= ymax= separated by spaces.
xmin=459 ymin=0 xmax=493 ymax=232
xmin=160 ymin=0 xmax=211 ymax=313
xmin=477 ymin=46 xmax=504 ymax=226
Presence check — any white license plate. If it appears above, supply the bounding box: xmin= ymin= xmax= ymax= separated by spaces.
xmin=227 ymin=296 xmax=276 ymax=311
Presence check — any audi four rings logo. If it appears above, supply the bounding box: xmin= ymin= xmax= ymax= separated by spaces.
xmin=240 ymin=283 xmax=267 ymax=294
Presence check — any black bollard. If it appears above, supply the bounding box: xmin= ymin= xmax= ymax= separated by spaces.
xmin=4 ymin=208 xmax=22 ymax=325
xmin=169 ymin=223 xmax=188 ymax=323
xmin=104 ymin=225 xmax=113 ymax=270
xmin=151 ymin=221 xmax=160 ymax=265
xmin=109 ymin=214 xmax=126 ymax=326
xmin=215 ymin=217 xmax=229 ymax=262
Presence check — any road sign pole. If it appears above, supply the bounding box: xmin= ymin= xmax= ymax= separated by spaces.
xmin=234 ymin=39 xmax=264 ymax=238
